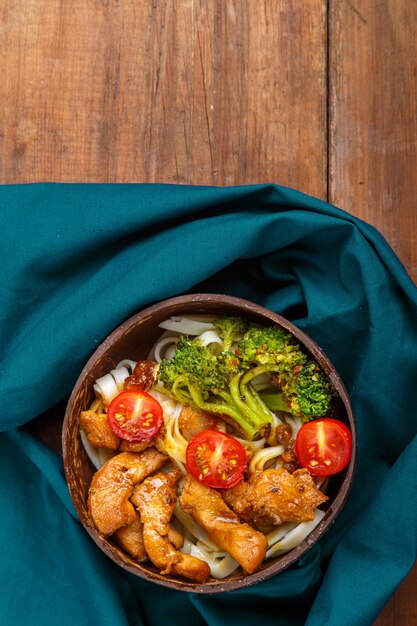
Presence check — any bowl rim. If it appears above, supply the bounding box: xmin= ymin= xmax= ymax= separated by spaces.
xmin=63 ymin=293 xmax=357 ymax=593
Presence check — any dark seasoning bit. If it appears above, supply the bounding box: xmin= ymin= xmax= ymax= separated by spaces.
xmin=275 ymin=423 xmax=300 ymax=474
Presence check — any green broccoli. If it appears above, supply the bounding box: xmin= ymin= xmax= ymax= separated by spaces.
xmin=155 ymin=335 xmax=272 ymax=440
xmin=213 ymin=316 xmax=248 ymax=352
xmin=158 ymin=336 xmax=225 ymax=393
xmin=260 ymin=362 xmax=335 ymax=422
xmin=154 ymin=324 xmax=335 ymax=438
xmin=236 ymin=326 xmax=307 ymax=371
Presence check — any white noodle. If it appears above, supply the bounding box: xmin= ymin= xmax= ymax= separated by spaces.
xmin=266 ymin=522 xmax=298 ymax=548
xmin=149 ymin=390 xmax=189 ymax=466
xmin=163 ymin=411 xmax=188 ymax=464
xmin=164 ymin=345 xmax=177 ymax=361
xmin=171 ymin=315 xmax=217 ymax=322
xmin=266 ymin=509 xmax=326 ymax=558
xmin=284 ymin=415 xmax=303 ymax=437
xmin=270 ymin=412 xmax=283 ymax=428
xmin=174 ymin=503 xmax=219 ymax=550
xmin=115 ymin=359 xmax=137 ymax=372
xmin=80 ymin=431 xmax=115 ymax=470
xmin=147 ymin=388 xmax=171 ymax=405
xmin=174 ymin=500 xmax=241 ymax=578
xmin=180 ymin=536 xmax=195 ymax=555
xmin=249 ymin=445 xmax=285 ymax=474
xmin=109 ymin=366 xmax=130 ymax=391
xmin=190 ymin=543 xmax=239 ymax=579
xmin=79 ymin=430 xmax=101 ymax=470
xmin=251 ymin=373 xmax=274 ymax=391
xmin=93 ymin=374 xmax=119 ymax=405
xmin=97 ymin=447 xmax=116 ymax=466
xmin=153 ymin=336 xmax=179 ymax=363
xmin=93 ymin=363 xmax=135 ymax=405
xmin=158 ymin=317 xmax=215 ymax=335
xmin=236 ymin=436 xmax=266 ymax=452
xmin=197 ymin=330 xmax=223 ymax=348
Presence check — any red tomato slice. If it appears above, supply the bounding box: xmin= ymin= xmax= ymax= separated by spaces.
xmin=186 ymin=430 xmax=247 ymax=489
xmin=107 ymin=390 xmax=163 ymax=442
xmin=295 ymin=418 xmax=352 ymax=476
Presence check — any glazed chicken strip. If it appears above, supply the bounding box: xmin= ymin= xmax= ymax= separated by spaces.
xmin=178 ymin=405 xmax=224 ymax=441
xmin=113 ymin=514 xmax=147 ymax=561
xmin=119 ymin=439 xmax=152 ymax=453
xmin=88 ymin=449 xmax=168 ymax=535
xmin=223 ymin=468 xmax=328 ymax=527
xmin=167 ymin=525 xmax=184 ymax=550
xmin=79 ymin=409 xmax=152 ymax=453
xmin=131 ymin=471 xmax=210 ymax=583
xmin=113 ymin=513 xmax=183 ymax=561
xmin=179 ymin=476 xmax=267 ymax=574
xmin=79 ymin=410 xmax=120 ymax=450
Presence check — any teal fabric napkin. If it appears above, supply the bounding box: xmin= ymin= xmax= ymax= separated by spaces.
xmin=1 ymin=183 xmax=417 ymax=626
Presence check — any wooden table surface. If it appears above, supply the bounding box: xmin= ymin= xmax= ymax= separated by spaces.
xmin=1 ymin=2 xmax=416 ymax=623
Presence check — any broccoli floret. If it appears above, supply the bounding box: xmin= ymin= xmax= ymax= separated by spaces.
xmin=155 ymin=335 xmax=272 ymax=440
xmin=213 ymin=316 xmax=248 ymax=352
xmin=216 ymin=349 xmax=243 ymax=380
xmin=154 ymin=325 xmax=335 ymax=438
xmin=260 ymin=362 xmax=335 ymax=422
xmin=236 ymin=326 xmax=307 ymax=371
xmin=279 ymin=362 xmax=334 ymax=419
xmin=158 ymin=336 xmax=225 ymax=392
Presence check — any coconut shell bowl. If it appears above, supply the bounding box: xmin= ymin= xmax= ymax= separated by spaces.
xmin=63 ymin=293 xmax=356 ymax=593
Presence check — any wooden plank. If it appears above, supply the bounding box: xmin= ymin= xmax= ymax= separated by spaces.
xmin=329 ymin=0 xmax=417 ymax=284
xmin=329 ymin=2 xmax=417 ymax=624
xmin=0 ymin=0 xmax=327 ymax=197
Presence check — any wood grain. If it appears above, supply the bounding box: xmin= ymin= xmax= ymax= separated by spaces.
xmin=2 ymin=0 xmax=417 ymax=622
xmin=328 ymin=2 xmax=417 ymax=623
xmin=0 ymin=0 xmax=327 ymax=197
xmin=329 ymin=0 xmax=417 ymax=284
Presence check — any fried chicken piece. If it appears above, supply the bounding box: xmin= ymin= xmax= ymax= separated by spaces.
xmin=113 ymin=514 xmax=147 ymax=561
xmin=88 ymin=449 xmax=168 ymax=535
xmin=222 ymin=468 xmax=328 ymax=527
xmin=166 ymin=525 xmax=184 ymax=550
xmin=119 ymin=439 xmax=152 ymax=453
xmin=179 ymin=476 xmax=267 ymax=574
xmin=79 ymin=410 xmax=120 ymax=450
xmin=113 ymin=514 xmax=183 ymax=561
xmin=132 ymin=470 xmax=210 ymax=583
xmin=79 ymin=409 xmax=154 ymax=453
xmin=178 ymin=405 xmax=224 ymax=441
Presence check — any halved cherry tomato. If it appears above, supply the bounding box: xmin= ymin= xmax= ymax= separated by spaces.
xmin=295 ymin=418 xmax=352 ymax=476
xmin=186 ymin=430 xmax=247 ymax=489
xmin=107 ymin=390 xmax=163 ymax=442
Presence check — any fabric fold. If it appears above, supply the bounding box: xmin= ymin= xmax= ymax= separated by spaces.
xmin=1 ymin=182 xmax=416 ymax=626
